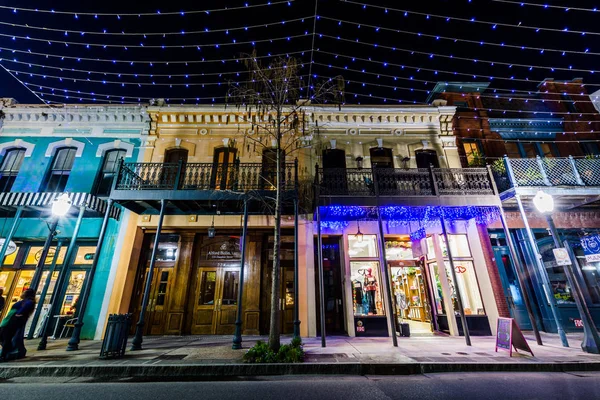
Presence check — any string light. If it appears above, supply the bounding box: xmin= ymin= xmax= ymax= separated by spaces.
xmin=2 ymin=31 xmax=309 ymax=49
xmin=490 ymin=1 xmax=600 ymax=13
xmin=0 ymin=46 xmax=308 ymax=64
xmin=0 ymin=1 xmax=295 ymax=17
xmin=0 ymin=16 xmax=311 ymax=37
xmin=316 ymin=34 xmax=598 ymax=74
xmin=340 ymin=0 xmax=600 ymax=36
xmin=320 ymin=16 xmax=600 ymax=56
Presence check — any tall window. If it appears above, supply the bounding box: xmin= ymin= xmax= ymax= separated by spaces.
xmin=94 ymin=149 xmax=126 ymax=196
xmin=0 ymin=148 xmax=25 ymax=192
xmin=43 ymin=147 xmax=77 ymax=192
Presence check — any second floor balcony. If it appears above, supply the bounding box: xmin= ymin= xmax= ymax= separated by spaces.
xmin=493 ymin=156 xmax=600 ymax=207
xmin=110 ymin=159 xmax=299 ymax=214
xmin=315 ymin=165 xmax=500 ymax=207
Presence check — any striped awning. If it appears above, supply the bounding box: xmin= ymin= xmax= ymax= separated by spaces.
xmin=0 ymin=192 xmax=120 ymax=220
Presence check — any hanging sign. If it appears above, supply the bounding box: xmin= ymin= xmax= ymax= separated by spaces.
xmin=495 ymin=317 xmax=534 ymax=357
xmin=581 ymin=235 xmax=600 ymax=263
xmin=552 ymin=248 xmax=572 ymax=266
xmin=0 ymin=238 xmax=17 ymax=256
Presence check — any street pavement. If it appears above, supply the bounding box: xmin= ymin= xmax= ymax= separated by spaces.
xmin=1 ymin=372 xmax=599 ymax=400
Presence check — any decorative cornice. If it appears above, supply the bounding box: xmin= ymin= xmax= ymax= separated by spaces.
xmin=0 ymin=104 xmax=149 ymax=136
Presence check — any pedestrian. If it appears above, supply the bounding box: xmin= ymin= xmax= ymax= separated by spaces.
xmin=0 ymin=288 xmax=5 ymax=315
xmin=0 ymin=288 xmax=36 ymax=361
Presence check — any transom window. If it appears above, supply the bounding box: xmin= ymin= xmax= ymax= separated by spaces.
xmin=0 ymin=148 xmax=25 ymax=192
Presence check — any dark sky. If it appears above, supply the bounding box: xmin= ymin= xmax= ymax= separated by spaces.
xmin=1 ymin=0 xmax=599 ymax=105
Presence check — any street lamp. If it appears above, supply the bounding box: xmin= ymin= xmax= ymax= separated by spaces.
xmin=533 ymin=190 xmax=554 ymax=214
xmin=534 ymin=191 xmax=600 ymax=354
xmin=29 ymin=193 xmax=72 ymax=291
xmin=52 ymin=193 xmax=72 ymax=217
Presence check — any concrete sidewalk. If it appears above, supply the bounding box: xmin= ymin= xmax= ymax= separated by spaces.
xmin=0 ymin=332 xmax=598 ymax=379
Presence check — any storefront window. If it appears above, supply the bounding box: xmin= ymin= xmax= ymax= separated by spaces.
xmin=25 ymin=246 xmax=66 ymax=266
xmin=350 ymin=261 xmax=385 ymax=316
xmin=428 ymin=263 xmax=445 ymax=315
xmin=348 ymin=234 xmax=378 ymax=258
xmin=36 ymin=271 xmax=59 ymax=304
xmin=2 ymin=245 xmax=19 ymax=266
xmin=9 ymin=270 xmax=34 ymax=306
xmin=74 ymin=246 xmax=96 ymax=265
xmin=439 ymin=235 xmax=472 ymax=258
xmin=60 ymin=270 xmax=87 ymax=315
xmin=577 ymin=252 xmax=600 ymax=304
xmin=539 ymin=241 xmax=574 ymax=304
xmin=444 ymin=261 xmax=485 ymax=315
xmin=385 ymin=237 xmax=413 ymax=261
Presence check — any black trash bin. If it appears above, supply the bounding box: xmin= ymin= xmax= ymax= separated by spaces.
xmin=99 ymin=314 xmax=132 ymax=359
xmin=397 ymin=320 xmax=410 ymax=337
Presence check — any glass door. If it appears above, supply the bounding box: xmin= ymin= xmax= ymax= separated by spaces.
xmin=192 ymin=267 xmax=239 ymax=335
xmin=145 ymin=268 xmax=173 ymax=335
xmin=494 ymin=247 xmax=532 ymax=330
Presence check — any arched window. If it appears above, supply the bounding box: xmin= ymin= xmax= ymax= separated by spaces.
xmin=43 ymin=147 xmax=77 ymax=192
xmin=94 ymin=149 xmax=127 ymax=196
xmin=0 ymin=148 xmax=26 ymax=192
xmin=211 ymin=147 xmax=237 ymax=190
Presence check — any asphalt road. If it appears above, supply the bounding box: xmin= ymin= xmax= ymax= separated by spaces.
xmin=1 ymin=372 xmax=599 ymax=400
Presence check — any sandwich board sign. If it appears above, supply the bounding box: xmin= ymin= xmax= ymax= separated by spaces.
xmin=495 ymin=317 xmax=534 ymax=357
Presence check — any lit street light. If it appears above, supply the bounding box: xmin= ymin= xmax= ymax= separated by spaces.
xmin=534 ymin=191 xmax=600 ymax=354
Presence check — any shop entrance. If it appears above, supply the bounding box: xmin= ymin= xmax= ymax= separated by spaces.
xmin=144 ymin=267 xmax=174 ymax=335
xmin=389 ymin=261 xmax=434 ymax=334
xmin=191 ymin=266 xmax=239 ymax=335
xmin=315 ymin=236 xmax=346 ymax=336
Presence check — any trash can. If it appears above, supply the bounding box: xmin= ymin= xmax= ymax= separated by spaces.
xmin=99 ymin=314 xmax=132 ymax=359
xmin=396 ymin=319 xmax=410 ymax=337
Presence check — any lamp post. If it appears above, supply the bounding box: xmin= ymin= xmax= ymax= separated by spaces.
xmin=30 ymin=193 xmax=72 ymax=292
xmin=534 ymin=191 xmax=600 ymax=354
xmin=515 ymin=192 xmax=569 ymax=347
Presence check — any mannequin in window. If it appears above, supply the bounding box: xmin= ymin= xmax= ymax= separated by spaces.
xmin=353 ymin=279 xmax=364 ymax=315
xmin=363 ymin=268 xmax=378 ymax=315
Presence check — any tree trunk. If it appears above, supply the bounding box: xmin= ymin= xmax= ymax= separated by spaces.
xmin=268 ymin=119 xmax=283 ymax=352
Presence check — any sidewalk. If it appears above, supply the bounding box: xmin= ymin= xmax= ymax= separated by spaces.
xmin=0 ymin=332 xmax=598 ymax=379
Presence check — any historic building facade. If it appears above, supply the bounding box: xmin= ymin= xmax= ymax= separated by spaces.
xmin=0 ymin=99 xmax=147 ymax=340
xmin=104 ymin=103 xmax=506 ymax=341
xmin=429 ymin=80 xmax=600 ymax=335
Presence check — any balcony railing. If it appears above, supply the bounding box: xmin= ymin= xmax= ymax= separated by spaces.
xmin=493 ymin=156 xmax=600 ymax=192
xmin=316 ymin=166 xmax=496 ymax=197
xmin=113 ymin=160 xmax=298 ymax=192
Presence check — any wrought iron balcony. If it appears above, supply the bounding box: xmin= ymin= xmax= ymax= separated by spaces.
xmin=493 ymin=156 xmax=600 ymax=195
xmin=112 ymin=159 xmax=298 ymax=193
xmin=315 ymin=166 xmax=498 ymax=206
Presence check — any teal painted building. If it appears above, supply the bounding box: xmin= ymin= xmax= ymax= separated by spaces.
xmin=0 ymin=99 xmax=148 ymax=340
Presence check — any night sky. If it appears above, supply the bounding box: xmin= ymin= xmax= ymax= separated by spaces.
xmin=1 ymin=0 xmax=598 ymax=105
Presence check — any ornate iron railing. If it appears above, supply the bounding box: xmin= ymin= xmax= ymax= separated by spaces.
xmin=113 ymin=160 xmax=298 ymax=192
xmin=316 ymin=166 xmax=496 ymax=197
xmin=496 ymin=156 xmax=600 ymax=190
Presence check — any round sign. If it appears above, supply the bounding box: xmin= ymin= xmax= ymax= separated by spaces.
xmin=0 ymin=238 xmax=17 ymax=256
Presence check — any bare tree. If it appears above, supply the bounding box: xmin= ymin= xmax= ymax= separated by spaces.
xmin=228 ymin=54 xmax=343 ymax=351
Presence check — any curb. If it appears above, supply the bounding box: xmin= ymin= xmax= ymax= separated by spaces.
xmin=1 ymin=362 xmax=600 ymax=380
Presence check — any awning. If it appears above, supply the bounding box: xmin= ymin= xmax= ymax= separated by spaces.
xmin=0 ymin=192 xmax=120 ymax=220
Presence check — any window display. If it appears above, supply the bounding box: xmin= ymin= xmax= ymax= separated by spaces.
xmin=385 ymin=237 xmax=413 ymax=261
xmin=444 ymin=261 xmax=485 ymax=315
xmin=350 ymin=261 xmax=385 ymax=316
xmin=348 ymin=234 xmax=378 ymax=258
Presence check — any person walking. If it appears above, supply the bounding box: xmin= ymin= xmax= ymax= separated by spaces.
xmin=0 ymin=288 xmax=36 ymax=361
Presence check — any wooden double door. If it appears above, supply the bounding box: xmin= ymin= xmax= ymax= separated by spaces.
xmin=132 ymin=267 xmax=174 ymax=336
xmin=191 ymin=266 xmax=240 ymax=335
